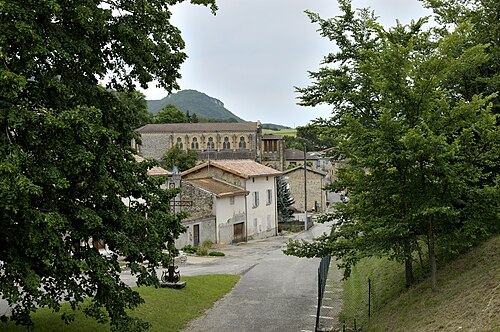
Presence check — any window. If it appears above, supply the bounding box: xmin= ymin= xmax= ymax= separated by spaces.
xmin=176 ymin=137 xmax=183 ymax=149
xmin=317 ymin=160 xmax=321 ymax=168
xmin=229 ymin=196 xmax=235 ymax=205
xmin=207 ymin=137 xmax=215 ymax=150
xmin=223 ymin=137 xmax=231 ymax=150
xmin=266 ymin=189 xmax=272 ymax=205
xmin=238 ymin=136 xmax=246 ymax=149
xmin=191 ymin=137 xmax=199 ymax=150
xmin=253 ymin=191 xmax=259 ymax=208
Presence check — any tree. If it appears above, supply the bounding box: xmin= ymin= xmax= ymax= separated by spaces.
xmin=277 ymin=176 xmax=295 ymax=223
xmin=155 ymin=104 xmax=189 ymax=123
xmin=0 ymin=0 xmax=216 ymax=330
xmin=162 ymin=145 xmax=199 ymax=172
xmin=285 ymin=0 xmax=500 ymax=290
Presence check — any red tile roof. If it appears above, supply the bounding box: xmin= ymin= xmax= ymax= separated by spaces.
xmin=133 ymin=155 xmax=171 ymax=176
xmin=184 ymin=177 xmax=248 ymax=198
xmin=181 ymin=159 xmax=282 ymax=179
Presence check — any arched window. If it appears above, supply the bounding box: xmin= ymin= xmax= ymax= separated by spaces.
xmin=207 ymin=137 xmax=215 ymax=150
xmin=238 ymin=136 xmax=246 ymax=149
xmin=176 ymin=137 xmax=183 ymax=149
xmin=223 ymin=137 xmax=231 ymax=150
xmin=191 ymin=137 xmax=199 ymax=150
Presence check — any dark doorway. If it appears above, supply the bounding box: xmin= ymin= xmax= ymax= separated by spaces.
xmin=233 ymin=222 xmax=244 ymax=243
xmin=193 ymin=224 xmax=200 ymax=246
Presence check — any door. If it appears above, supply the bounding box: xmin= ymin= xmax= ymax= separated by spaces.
xmin=193 ymin=224 xmax=200 ymax=246
xmin=233 ymin=222 xmax=244 ymax=243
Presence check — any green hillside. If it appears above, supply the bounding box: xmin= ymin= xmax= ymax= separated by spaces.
xmin=147 ymin=89 xmax=245 ymax=122
xmin=338 ymin=235 xmax=500 ymax=331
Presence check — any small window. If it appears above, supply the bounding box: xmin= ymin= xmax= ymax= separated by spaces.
xmin=191 ymin=137 xmax=199 ymax=150
xmin=317 ymin=160 xmax=321 ymax=168
xmin=253 ymin=191 xmax=259 ymax=208
xmin=229 ymin=196 xmax=235 ymax=205
xmin=223 ymin=137 xmax=231 ymax=150
xmin=207 ymin=137 xmax=215 ymax=150
xmin=238 ymin=136 xmax=246 ymax=149
xmin=176 ymin=137 xmax=183 ymax=149
xmin=266 ymin=189 xmax=272 ymax=205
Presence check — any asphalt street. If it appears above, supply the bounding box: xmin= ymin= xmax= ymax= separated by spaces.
xmin=178 ymin=221 xmax=334 ymax=332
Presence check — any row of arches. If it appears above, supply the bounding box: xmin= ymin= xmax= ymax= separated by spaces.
xmin=174 ymin=135 xmax=250 ymax=151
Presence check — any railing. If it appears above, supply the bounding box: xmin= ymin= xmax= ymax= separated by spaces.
xmin=315 ymin=254 xmax=332 ymax=332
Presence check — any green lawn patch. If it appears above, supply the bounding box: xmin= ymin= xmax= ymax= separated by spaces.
xmin=0 ymin=274 xmax=240 ymax=332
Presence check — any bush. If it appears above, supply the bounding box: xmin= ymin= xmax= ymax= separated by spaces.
xmin=182 ymin=245 xmax=197 ymax=254
xmin=208 ymin=251 xmax=225 ymax=257
xmin=196 ymin=247 xmax=209 ymax=256
xmin=201 ymin=240 xmax=213 ymax=248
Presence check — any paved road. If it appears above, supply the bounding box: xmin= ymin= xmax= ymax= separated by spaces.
xmin=179 ymin=221 xmax=333 ymax=332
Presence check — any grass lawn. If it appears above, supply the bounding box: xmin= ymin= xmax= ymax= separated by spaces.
xmin=0 ymin=274 xmax=240 ymax=332
xmin=338 ymin=235 xmax=499 ymax=331
xmin=262 ymin=128 xmax=296 ymax=137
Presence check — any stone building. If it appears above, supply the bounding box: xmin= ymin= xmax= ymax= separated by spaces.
xmin=181 ymin=159 xmax=282 ymax=240
xmin=174 ymin=177 xmax=248 ymax=248
xmin=282 ymin=166 xmax=327 ymax=213
xmin=260 ymin=134 xmax=285 ymax=170
xmin=134 ymin=122 xmax=263 ymax=162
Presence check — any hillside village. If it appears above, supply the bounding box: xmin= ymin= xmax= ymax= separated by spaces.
xmin=132 ymin=120 xmax=337 ymax=247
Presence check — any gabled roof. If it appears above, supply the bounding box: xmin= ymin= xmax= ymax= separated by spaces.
xmin=184 ymin=177 xmax=248 ymax=198
xmin=285 ymin=148 xmax=319 ymax=160
xmin=181 ymin=159 xmax=282 ymax=179
xmin=134 ymin=155 xmax=171 ymax=176
xmin=136 ymin=122 xmax=259 ymax=133
xmin=283 ymin=165 xmax=327 ymax=177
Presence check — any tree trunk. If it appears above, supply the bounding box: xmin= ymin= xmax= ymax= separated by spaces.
xmin=405 ymin=257 xmax=414 ymax=288
xmin=427 ymin=218 xmax=437 ymax=291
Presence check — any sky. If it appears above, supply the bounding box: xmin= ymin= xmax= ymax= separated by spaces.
xmin=139 ymin=0 xmax=432 ymax=128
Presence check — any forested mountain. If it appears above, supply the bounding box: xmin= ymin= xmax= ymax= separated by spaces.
xmin=147 ymin=89 xmax=245 ymax=122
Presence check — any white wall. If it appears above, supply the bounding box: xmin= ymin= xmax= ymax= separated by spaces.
xmin=215 ymin=195 xmax=247 ymax=243
xmin=244 ymin=176 xmax=278 ymax=240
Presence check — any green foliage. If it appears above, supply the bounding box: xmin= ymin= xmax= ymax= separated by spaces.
xmin=155 ymin=104 xmax=189 ymax=123
xmin=201 ymin=240 xmax=214 ymax=248
xmin=285 ymin=0 xmax=500 ymax=290
xmin=181 ymin=245 xmax=197 ymax=254
xmin=0 ymin=274 xmax=240 ymax=332
xmin=208 ymin=251 xmax=225 ymax=256
xmin=161 ymin=145 xmax=199 ymax=172
xmin=0 ymin=0 xmax=216 ymax=330
xmin=195 ymin=247 xmax=209 ymax=256
xmin=277 ymin=176 xmax=295 ymax=222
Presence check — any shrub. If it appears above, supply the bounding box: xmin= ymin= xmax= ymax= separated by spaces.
xmin=196 ymin=247 xmax=209 ymax=256
xmin=182 ymin=245 xmax=197 ymax=254
xmin=201 ymin=240 xmax=213 ymax=248
xmin=208 ymin=251 xmax=225 ymax=257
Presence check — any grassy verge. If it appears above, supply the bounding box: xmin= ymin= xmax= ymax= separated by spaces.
xmin=0 ymin=274 xmax=240 ymax=332
xmin=338 ymin=235 xmax=499 ymax=331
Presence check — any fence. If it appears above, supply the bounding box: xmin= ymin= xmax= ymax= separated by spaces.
xmin=315 ymin=255 xmax=332 ymax=331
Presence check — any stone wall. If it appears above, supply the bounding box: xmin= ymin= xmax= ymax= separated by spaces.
xmin=285 ymin=169 xmax=326 ymax=213
xmin=178 ymin=182 xmax=214 ymax=221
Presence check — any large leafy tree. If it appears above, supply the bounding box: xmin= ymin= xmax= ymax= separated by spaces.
xmin=155 ymin=104 xmax=189 ymax=123
xmin=285 ymin=0 xmax=500 ymax=290
xmin=162 ymin=145 xmax=199 ymax=172
xmin=0 ymin=0 xmax=216 ymax=330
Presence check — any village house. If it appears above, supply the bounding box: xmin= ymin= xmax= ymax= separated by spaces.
xmin=174 ymin=177 xmax=248 ymax=248
xmin=282 ymin=166 xmax=328 ymax=214
xmin=180 ymin=159 xmax=282 ymax=241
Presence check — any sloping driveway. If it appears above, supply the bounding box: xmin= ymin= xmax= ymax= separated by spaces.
xmin=179 ymin=221 xmax=333 ymax=332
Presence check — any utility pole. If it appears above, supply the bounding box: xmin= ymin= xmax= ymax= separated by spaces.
xmin=304 ymin=143 xmax=307 ymax=231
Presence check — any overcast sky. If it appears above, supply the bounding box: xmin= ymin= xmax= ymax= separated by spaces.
xmin=140 ymin=0 xmax=432 ymax=127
